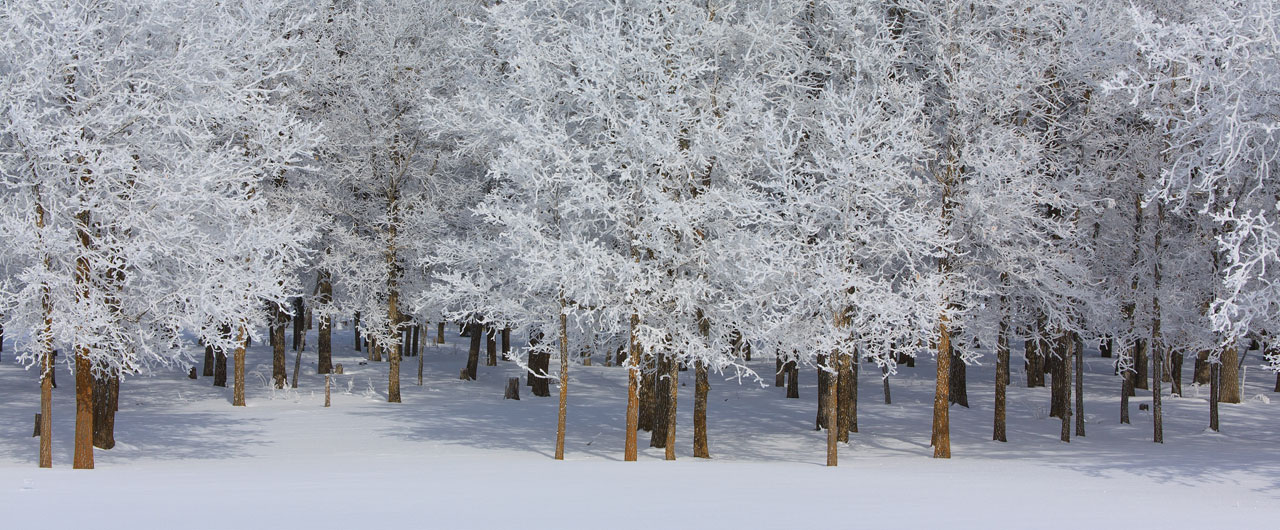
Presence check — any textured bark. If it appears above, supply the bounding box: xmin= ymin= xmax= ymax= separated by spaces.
xmin=531 ymin=352 xmax=551 ymax=397
xmin=354 ymin=311 xmax=361 ymax=351
xmin=1170 ymin=350 xmax=1183 ymax=397
xmin=292 ymin=297 xmax=305 ymax=351
xmin=775 ymin=356 xmax=785 ymax=387
xmin=650 ymin=354 xmax=671 ymax=448
xmin=387 ymin=302 xmax=401 ymax=404
xmin=824 ymin=353 xmax=839 ymax=467
xmin=693 ymin=360 xmax=709 ymax=458
xmin=1209 ymin=362 xmax=1220 ymax=431
xmin=639 ymin=355 xmax=656 ymax=430
xmin=486 ymin=327 xmax=498 ymax=367
xmin=233 ymin=327 xmax=247 ymax=407
xmin=464 ymin=322 xmax=482 ymax=380
xmin=1101 ymin=337 xmax=1113 ymax=358
xmin=836 ymin=354 xmax=855 ymax=442
xmin=1121 ymin=367 xmax=1132 ymax=424
xmin=1194 ymin=350 xmax=1211 ymax=385
xmin=1220 ymin=344 xmax=1240 ymax=404
xmin=785 ymin=359 xmax=799 ymax=399
xmin=994 ymin=312 xmax=1010 ymax=442
xmin=1135 ymin=336 xmax=1150 ymax=390
xmin=202 ymin=343 xmax=215 ymax=377
xmin=501 ymin=327 xmax=511 ymax=360
xmin=1050 ymin=338 xmax=1068 ymax=419
xmin=816 ymin=354 xmax=830 ymax=430
xmin=880 ymin=365 xmax=891 ymax=406
xmin=271 ymin=303 xmax=287 ymax=389
xmin=73 ymin=346 xmax=94 ymax=468
xmin=437 ymin=322 xmax=446 ymax=344
xmin=948 ymin=343 xmax=968 ymax=408
xmin=555 ymin=300 xmax=569 ymax=460
xmin=624 ymin=314 xmax=640 ymax=462
xmin=932 ymin=317 xmax=952 ymax=459
xmin=1024 ymin=336 xmax=1045 ymax=388
xmin=1074 ymin=334 xmax=1085 ymax=438
xmin=1152 ymin=341 xmax=1163 ymax=444
xmin=39 ymin=342 xmax=53 ymax=468
xmin=1060 ymin=333 xmax=1072 ymax=443
xmin=317 ymin=281 xmax=333 ymax=374
xmin=664 ymin=353 xmax=678 ymax=460
xmin=92 ymin=371 xmax=119 ymax=449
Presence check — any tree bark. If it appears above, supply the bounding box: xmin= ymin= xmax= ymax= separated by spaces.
xmin=39 ymin=335 xmax=53 ymax=468
xmin=233 ymin=327 xmax=247 ymax=407
xmin=501 ymin=327 xmax=511 ymax=360
xmin=92 ymin=370 xmax=118 ymax=450
xmin=785 ymin=358 xmax=799 ymax=399
xmin=664 ymin=352 xmax=678 ymax=460
xmin=994 ymin=311 xmax=1010 ymax=442
xmin=202 ymin=342 xmax=215 ymax=377
xmin=932 ymin=317 xmax=952 ymax=458
xmin=775 ymin=356 xmax=785 ymax=387
xmin=1194 ymin=350 xmax=1212 ymax=385
xmin=816 ymin=354 xmax=830 ymax=430
xmin=464 ymin=322 xmax=482 ymax=380
xmin=1050 ymin=338 xmax=1068 ymax=419
xmin=1170 ymin=350 xmax=1183 ymax=397
xmin=1209 ymin=362 xmax=1220 ymax=432
xmin=693 ymin=360 xmax=709 ymax=458
xmin=1074 ymin=333 xmax=1085 ymax=438
xmin=1220 ymin=343 xmax=1240 ymax=403
xmin=1025 ymin=336 xmax=1045 ymax=387
xmin=486 ymin=327 xmax=498 ymax=367
xmin=836 ymin=353 xmax=855 ymax=442
xmin=1060 ymin=333 xmax=1072 ymax=443
xmin=948 ymin=342 xmax=968 ymax=407
xmin=271 ymin=303 xmax=287 ymax=389
xmin=73 ymin=344 xmax=94 ymax=468
xmin=437 ymin=322 xmax=446 ymax=344
xmin=214 ymin=337 xmax=228 ymax=388
xmin=317 ymin=273 xmax=333 ymax=375
xmin=650 ymin=354 xmax=671 ymax=448
xmin=624 ymin=314 xmax=640 ymax=461
xmin=824 ymin=352 xmax=839 ymax=467
xmin=354 ymin=311 xmax=361 ymax=352
xmin=555 ymin=298 xmax=570 ymax=460
xmin=292 ymin=297 xmax=305 ymax=351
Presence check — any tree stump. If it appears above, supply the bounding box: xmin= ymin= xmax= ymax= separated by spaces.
xmin=504 ymin=377 xmax=521 ymax=400
xmin=188 ymin=367 xmax=198 ymax=379
xmin=324 ymin=374 xmax=331 ymax=408
xmin=459 ymin=368 xmax=469 ymax=380
xmin=334 ymin=363 xmax=344 ymax=375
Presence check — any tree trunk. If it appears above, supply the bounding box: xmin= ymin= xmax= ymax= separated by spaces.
xmin=555 ymin=299 xmax=570 ymax=460
xmin=1101 ymin=337 xmax=1113 ymax=358
xmin=785 ymin=359 xmax=799 ymax=399
xmin=437 ymin=322 xmax=446 ymax=344
xmin=1170 ymin=350 xmax=1183 ymax=397
xmin=994 ymin=312 xmax=1010 ymax=442
xmin=73 ymin=344 xmax=94 ymax=469
xmin=1135 ymin=336 xmax=1149 ymax=390
xmin=1050 ymin=339 xmax=1067 ymax=419
xmin=932 ymin=317 xmax=952 ymax=458
xmin=354 ymin=311 xmax=361 ymax=351
xmin=639 ymin=355 xmax=656 ymax=430
xmin=1121 ymin=365 xmax=1132 ymax=425
xmin=1209 ymin=362 xmax=1220 ymax=432
xmin=693 ymin=360 xmax=709 ymax=458
xmin=948 ymin=342 xmax=968 ymax=407
xmin=816 ymin=354 xmax=830 ymax=430
xmin=1025 ymin=336 xmax=1045 ymax=387
xmin=1194 ymin=350 xmax=1211 ymax=385
xmin=1152 ymin=342 xmax=1163 ymax=444
xmin=1060 ymin=333 xmax=1072 ymax=443
xmin=317 ymin=278 xmax=332 ymax=374
xmin=824 ymin=353 xmax=839 ymax=467
xmin=214 ymin=340 xmax=228 ymax=388
xmin=664 ymin=352 xmax=678 ymax=460
xmin=92 ymin=370 xmax=118 ymax=450
xmin=501 ymin=327 xmax=511 ymax=360
xmin=650 ymin=354 xmax=671 ymax=448
xmin=624 ymin=314 xmax=640 ymax=462
xmin=271 ymin=303 xmax=287 ymax=389
xmin=387 ymin=300 xmax=401 ymax=404
xmin=836 ymin=354 xmax=855 ymax=442
xmin=1220 ymin=344 xmax=1240 ymax=403
xmin=233 ymin=327 xmax=247 ymax=407
xmin=293 ymin=298 xmax=305 ymax=351
xmin=1074 ymin=333 xmax=1085 ymax=438
xmin=39 ymin=343 xmax=53 ymax=468
xmin=203 ymin=343 xmax=215 ymax=377
xmin=486 ymin=327 xmax=498 ymax=367
xmin=465 ymin=322 xmax=482 ymax=380
xmin=880 ymin=365 xmax=891 ymax=406
xmin=775 ymin=356 xmax=785 ymax=387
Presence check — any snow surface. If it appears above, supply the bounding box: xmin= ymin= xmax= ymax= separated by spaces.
xmin=1 ymin=329 xmax=1277 ymax=529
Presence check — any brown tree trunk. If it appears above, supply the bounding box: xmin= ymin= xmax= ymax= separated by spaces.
xmin=1050 ymin=338 xmax=1068 ymax=419
xmin=1209 ymin=362 xmax=1220 ymax=431
xmin=73 ymin=345 xmax=94 ymax=469
xmin=501 ymin=327 xmax=511 ymax=360
xmin=650 ymin=353 xmax=671 ymax=448
xmin=1025 ymin=336 xmax=1045 ymax=388
xmin=775 ymin=356 xmax=785 ymax=387
xmin=816 ymin=354 xmax=830 ymax=430
xmin=1194 ymin=350 xmax=1211 ymax=385
xmin=693 ymin=360 xmax=709 ymax=458
xmin=639 ymin=354 xmax=656 ymax=430
xmin=233 ymin=327 xmax=247 ymax=407
xmin=1170 ymin=350 xmax=1183 ymax=397
xmin=824 ymin=353 xmax=839 ymax=467
xmin=486 ymin=327 xmax=497 ymax=367
xmin=664 ymin=353 xmax=678 ymax=460
xmin=1060 ymin=333 xmax=1072 ymax=443
xmin=994 ymin=312 xmax=1010 ymax=442
xmin=1220 ymin=343 xmax=1240 ymax=403
xmin=317 ymin=275 xmax=333 ymax=375
xmin=1120 ymin=362 xmax=1132 ymax=424
xmin=1074 ymin=333 xmax=1085 ymax=438
xmin=555 ymin=299 xmax=569 ymax=460
xmin=271 ymin=303 xmax=286 ymax=389
xmin=465 ymin=322 xmax=482 ymax=380
xmin=1135 ymin=336 xmax=1149 ymax=390
xmin=437 ymin=322 xmax=446 ymax=344
xmin=836 ymin=353 xmax=855 ymax=442
xmin=39 ymin=342 xmax=53 ymax=468
xmin=292 ymin=298 xmax=305 ymax=351
xmin=93 ymin=370 xmax=118 ymax=450
xmin=932 ymin=317 xmax=952 ymax=458
xmin=387 ymin=297 xmax=401 ymax=404
xmin=214 ymin=339 xmax=228 ymax=388
xmin=785 ymin=359 xmax=799 ymax=399
xmin=624 ymin=314 xmax=640 ymax=461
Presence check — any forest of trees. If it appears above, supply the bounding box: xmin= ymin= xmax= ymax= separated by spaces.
xmin=1 ymin=0 xmax=1278 ymax=468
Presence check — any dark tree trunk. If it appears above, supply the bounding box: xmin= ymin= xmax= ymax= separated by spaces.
xmin=948 ymin=343 xmax=968 ymax=407
xmin=624 ymin=316 xmax=641 ymax=461
xmin=465 ymin=322 xmax=482 ymax=380
xmin=354 ymin=311 xmax=361 ymax=352
xmin=785 ymin=359 xmax=799 ymax=399
xmin=650 ymin=354 xmax=671 ymax=448
xmin=1101 ymin=337 xmax=1113 ymax=358
xmin=1025 ymin=337 xmax=1045 ymax=387
xmin=639 ymin=355 xmax=656 ymax=430
xmin=1210 ymin=362 xmax=1220 ymax=431
xmin=1135 ymin=337 xmax=1149 ymax=390
xmin=932 ymin=318 xmax=952 ymax=459
xmin=271 ymin=303 xmax=287 ymax=389
xmin=815 ymin=354 xmax=830 ymax=430
xmin=994 ymin=314 xmax=1010 ymax=442
xmin=501 ymin=327 xmax=511 ymax=360
xmin=531 ymin=352 xmax=551 ymax=397
xmin=880 ymin=364 xmax=891 ymax=406
xmin=1194 ymin=350 xmax=1211 ymax=385
xmin=1170 ymin=350 xmax=1183 ymax=396
xmin=1152 ymin=341 xmax=1163 ymax=444
xmin=73 ymin=346 xmax=94 ymax=468
xmin=486 ymin=327 xmax=497 ymax=367
xmin=1050 ymin=339 xmax=1068 ymax=419
xmin=292 ymin=297 xmax=305 ymax=351
xmin=824 ymin=353 xmax=839 ymax=467
xmin=317 ymin=308 xmax=332 ymax=375
xmin=555 ymin=302 xmax=570 ymax=460
xmin=693 ymin=360 xmax=709 ymax=458
xmin=1220 ymin=344 xmax=1240 ymax=404
xmin=1060 ymin=333 xmax=1072 ymax=443
xmin=664 ymin=353 xmax=678 ymax=460
xmin=437 ymin=322 xmax=446 ymax=344
xmin=1074 ymin=333 xmax=1085 ymax=438
xmin=837 ymin=354 xmax=856 ymax=441
xmin=202 ymin=343 xmax=214 ymax=377
xmin=1120 ymin=370 xmax=1132 ymax=425
xmin=214 ymin=342 xmax=228 ymax=388
xmin=775 ymin=356 xmax=785 ymax=387
xmin=92 ymin=371 xmax=119 ymax=450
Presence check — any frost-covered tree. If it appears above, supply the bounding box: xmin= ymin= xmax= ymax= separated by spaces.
xmin=0 ymin=0 xmax=317 ymax=467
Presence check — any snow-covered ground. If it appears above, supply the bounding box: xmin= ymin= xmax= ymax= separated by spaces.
xmin=1 ymin=329 xmax=1276 ymax=529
